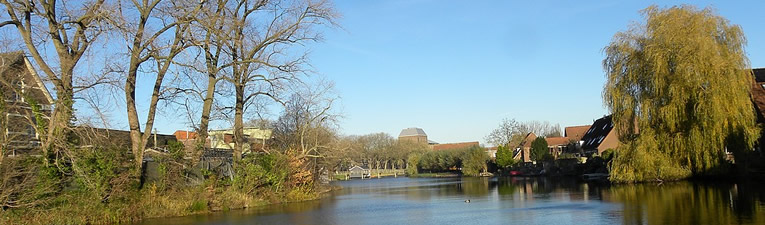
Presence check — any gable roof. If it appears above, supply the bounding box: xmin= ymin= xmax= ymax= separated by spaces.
xmin=349 ymin=165 xmax=369 ymax=170
xmin=564 ymin=125 xmax=591 ymax=141
xmin=0 ymin=51 xmax=54 ymax=104
xmin=518 ymin=132 xmax=537 ymax=148
xmin=545 ymin=137 xmax=570 ymax=146
xmin=753 ymin=68 xmax=765 ymax=83
xmin=580 ymin=115 xmax=614 ymax=150
xmin=399 ymin=127 xmax=427 ymax=137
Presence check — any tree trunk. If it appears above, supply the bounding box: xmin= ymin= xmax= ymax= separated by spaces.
xmin=43 ymin=63 xmax=75 ymax=166
xmin=125 ymin=61 xmax=145 ymax=173
xmin=233 ymin=83 xmax=245 ymax=161
xmin=196 ymin=72 xmax=216 ymax=152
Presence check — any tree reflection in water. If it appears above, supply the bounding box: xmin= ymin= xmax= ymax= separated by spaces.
xmin=136 ymin=177 xmax=765 ymax=225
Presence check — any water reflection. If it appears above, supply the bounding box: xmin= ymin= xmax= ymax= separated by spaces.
xmin=139 ymin=177 xmax=765 ymax=225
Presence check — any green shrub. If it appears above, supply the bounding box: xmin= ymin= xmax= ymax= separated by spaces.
xmin=187 ymin=199 xmax=208 ymax=212
xmin=405 ymin=153 xmax=421 ymax=175
xmin=167 ymin=140 xmax=185 ymax=160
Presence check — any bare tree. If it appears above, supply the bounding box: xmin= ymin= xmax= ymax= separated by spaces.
xmin=272 ymin=80 xmax=338 ymax=158
xmin=486 ymin=118 xmax=562 ymax=147
xmin=485 ymin=118 xmax=522 ymax=147
xmin=117 ymin=0 xmax=201 ymax=172
xmin=0 ymin=0 xmax=110 ymax=165
xmin=215 ymin=0 xmax=337 ymax=161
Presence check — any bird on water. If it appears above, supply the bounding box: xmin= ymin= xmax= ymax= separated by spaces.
xmin=464 ymin=199 xmax=470 ymax=203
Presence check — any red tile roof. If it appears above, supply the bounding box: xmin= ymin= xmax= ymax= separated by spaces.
xmin=432 ymin=141 xmax=479 ymax=151
xmin=545 ymin=137 xmax=570 ymax=146
xmin=564 ymin=125 xmax=591 ymax=141
xmin=173 ymin=130 xmax=198 ymax=140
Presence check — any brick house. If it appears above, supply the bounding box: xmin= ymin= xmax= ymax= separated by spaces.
xmin=398 ymin=127 xmax=428 ymax=144
xmin=580 ymin=115 xmax=620 ymax=156
xmin=561 ymin=125 xmax=591 ymax=154
xmin=544 ymin=136 xmax=570 ymax=159
xmin=0 ymin=52 xmax=53 ymax=156
xmin=749 ymin=68 xmax=765 ymax=155
xmin=513 ymin=132 xmax=537 ymax=163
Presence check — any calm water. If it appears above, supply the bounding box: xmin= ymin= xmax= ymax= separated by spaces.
xmin=143 ymin=177 xmax=765 ymax=225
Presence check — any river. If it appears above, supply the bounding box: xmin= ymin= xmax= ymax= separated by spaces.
xmin=141 ymin=177 xmax=765 ymax=224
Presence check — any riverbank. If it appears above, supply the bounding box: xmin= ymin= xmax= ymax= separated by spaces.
xmin=0 ymin=151 xmax=341 ymax=225
xmin=0 ymin=183 xmax=340 ymax=224
xmin=407 ymin=172 xmax=461 ymax=178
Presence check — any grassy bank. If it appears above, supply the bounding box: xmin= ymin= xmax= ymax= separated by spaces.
xmin=1 ymin=183 xmax=335 ymax=224
xmin=0 ymin=150 xmax=335 ymax=224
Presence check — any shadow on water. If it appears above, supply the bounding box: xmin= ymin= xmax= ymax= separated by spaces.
xmin=138 ymin=177 xmax=765 ymax=225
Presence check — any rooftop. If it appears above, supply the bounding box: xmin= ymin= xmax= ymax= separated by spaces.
xmin=564 ymin=125 xmax=591 ymax=141
xmin=399 ymin=127 xmax=427 ymax=137
xmin=580 ymin=115 xmax=614 ymax=150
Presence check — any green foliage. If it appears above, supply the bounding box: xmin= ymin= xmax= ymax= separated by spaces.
xmin=26 ymin=98 xmax=48 ymax=138
xmin=415 ymin=146 xmax=488 ymax=176
xmin=530 ymin=137 xmax=550 ymax=162
xmin=167 ymin=140 xmax=185 ymax=160
xmin=232 ymin=153 xmax=290 ymax=194
xmin=67 ymin=146 xmax=139 ymax=204
xmin=187 ymin=199 xmax=208 ymax=212
xmin=604 ymin=5 xmax=758 ymax=182
xmin=418 ymin=148 xmax=462 ymax=172
xmin=610 ymin=130 xmax=692 ymax=182
xmin=495 ymin=145 xmax=516 ymax=168
xmin=461 ymin=147 xmax=489 ymax=176
xmin=601 ymin=149 xmax=615 ymax=161
xmin=405 ymin=153 xmax=421 ymax=175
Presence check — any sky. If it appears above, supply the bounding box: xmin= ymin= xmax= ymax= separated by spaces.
xmin=10 ymin=0 xmax=761 ymax=146
xmin=294 ymin=0 xmax=765 ymax=145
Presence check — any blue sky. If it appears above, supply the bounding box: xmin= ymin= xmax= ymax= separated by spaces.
xmin=33 ymin=0 xmax=761 ymax=146
xmin=295 ymin=0 xmax=765 ymax=145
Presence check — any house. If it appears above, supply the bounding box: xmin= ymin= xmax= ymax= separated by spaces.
xmin=544 ymin=136 xmax=570 ymax=159
xmin=580 ymin=115 xmax=620 ymax=156
xmin=348 ymin=165 xmax=370 ymax=179
xmin=513 ymin=132 xmax=537 ymax=163
xmin=174 ymin=130 xmax=197 ymax=141
xmin=432 ymin=141 xmax=479 ymax=151
xmin=398 ymin=127 xmax=428 ymax=144
xmin=561 ymin=125 xmax=591 ymax=154
xmin=0 ymin=52 xmax=53 ymax=156
xmin=564 ymin=125 xmax=591 ymax=142
xmin=750 ymin=68 xmax=765 ymax=154
xmin=485 ymin=146 xmax=498 ymax=158
xmin=208 ymin=127 xmax=272 ymax=153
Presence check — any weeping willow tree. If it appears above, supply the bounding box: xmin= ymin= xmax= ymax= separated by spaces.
xmin=603 ymin=5 xmax=759 ymax=182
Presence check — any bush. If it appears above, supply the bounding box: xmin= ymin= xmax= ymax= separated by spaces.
xmin=405 ymin=153 xmax=421 ymax=175
xmin=495 ymin=145 xmax=516 ymax=168
xmin=167 ymin=140 xmax=185 ymax=160
xmin=462 ymin=147 xmax=488 ymax=176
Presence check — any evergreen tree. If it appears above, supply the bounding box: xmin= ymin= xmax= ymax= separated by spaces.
xmin=530 ymin=137 xmax=549 ymax=162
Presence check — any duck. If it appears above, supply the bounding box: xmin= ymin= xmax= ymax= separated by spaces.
xmin=464 ymin=199 xmax=470 ymax=203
